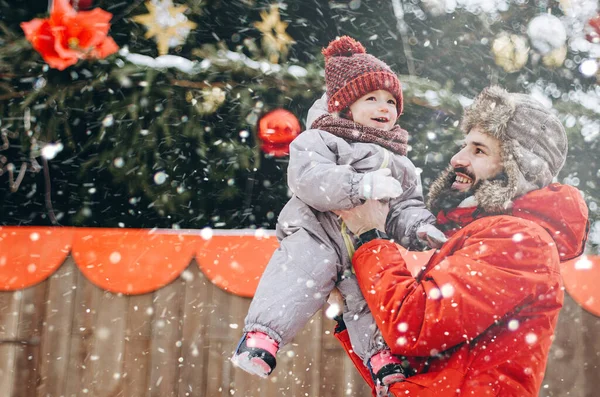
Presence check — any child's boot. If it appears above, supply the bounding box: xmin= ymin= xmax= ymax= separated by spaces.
xmin=231 ymin=331 xmax=279 ymax=378
xmin=368 ymin=349 xmax=407 ymax=395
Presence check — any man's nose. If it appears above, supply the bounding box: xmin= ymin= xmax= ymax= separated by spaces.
xmin=450 ymin=149 xmax=468 ymax=168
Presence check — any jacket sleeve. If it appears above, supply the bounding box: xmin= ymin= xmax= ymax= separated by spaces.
xmin=385 ymin=158 xmax=435 ymax=248
xmin=352 ymin=216 xmax=560 ymax=357
xmin=288 ymin=129 xmax=365 ymax=212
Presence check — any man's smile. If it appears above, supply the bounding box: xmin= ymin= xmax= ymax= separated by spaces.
xmin=452 ymin=172 xmax=474 ymax=191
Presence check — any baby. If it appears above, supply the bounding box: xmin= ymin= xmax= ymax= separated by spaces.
xmin=232 ymin=36 xmax=445 ymax=391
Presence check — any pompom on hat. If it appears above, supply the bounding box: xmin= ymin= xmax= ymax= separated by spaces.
xmin=322 ymin=36 xmax=403 ymax=116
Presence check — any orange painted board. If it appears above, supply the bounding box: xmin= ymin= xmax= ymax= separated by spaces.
xmin=193 ymin=230 xmax=279 ymax=298
xmin=561 ymin=255 xmax=600 ymax=317
xmin=0 ymin=227 xmax=72 ymax=289
xmin=0 ymin=226 xmax=598 ymax=318
xmin=71 ymin=228 xmax=195 ymax=294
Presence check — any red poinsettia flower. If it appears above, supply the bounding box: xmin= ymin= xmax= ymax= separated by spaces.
xmin=20 ymin=0 xmax=118 ymax=70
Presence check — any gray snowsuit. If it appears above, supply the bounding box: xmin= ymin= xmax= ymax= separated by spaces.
xmin=244 ymin=96 xmax=435 ymax=363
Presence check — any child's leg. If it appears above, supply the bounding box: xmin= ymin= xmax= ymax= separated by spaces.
xmin=337 ymin=273 xmax=384 ymax=361
xmin=337 ymin=274 xmax=409 ymax=388
xmin=243 ymin=227 xmax=339 ymax=344
xmin=235 ymin=217 xmax=340 ymax=377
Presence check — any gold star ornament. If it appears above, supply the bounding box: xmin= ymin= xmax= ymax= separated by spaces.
xmin=253 ymin=4 xmax=295 ymax=63
xmin=133 ymin=0 xmax=197 ymax=56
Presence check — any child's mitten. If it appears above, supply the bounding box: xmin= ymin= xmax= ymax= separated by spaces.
xmin=361 ymin=168 xmax=403 ymax=200
xmin=416 ymin=223 xmax=448 ymax=249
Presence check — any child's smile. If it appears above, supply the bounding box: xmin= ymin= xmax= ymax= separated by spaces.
xmin=349 ymin=90 xmax=398 ymax=131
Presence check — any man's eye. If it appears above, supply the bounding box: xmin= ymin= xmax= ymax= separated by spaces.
xmin=475 ymin=148 xmax=484 ymax=154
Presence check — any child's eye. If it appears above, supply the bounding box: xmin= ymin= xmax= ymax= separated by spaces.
xmin=388 ymin=99 xmax=396 ymax=105
xmin=366 ymin=96 xmax=376 ymax=101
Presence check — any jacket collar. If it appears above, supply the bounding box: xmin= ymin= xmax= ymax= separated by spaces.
xmin=434 ymin=184 xmax=589 ymax=262
xmin=436 ymin=206 xmax=481 ymax=237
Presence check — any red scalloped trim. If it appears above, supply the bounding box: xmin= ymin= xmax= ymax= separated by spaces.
xmin=0 ymin=226 xmax=599 ymax=318
xmin=561 ymin=255 xmax=600 ymax=317
xmin=0 ymin=226 xmax=277 ymax=297
xmin=72 ymin=228 xmax=196 ymax=294
xmin=193 ymin=233 xmax=279 ymax=298
xmin=0 ymin=227 xmax=72 ymax=289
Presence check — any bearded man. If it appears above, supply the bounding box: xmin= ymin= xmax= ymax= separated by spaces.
xmin=331 ymin=86 xmax=589 ymax=397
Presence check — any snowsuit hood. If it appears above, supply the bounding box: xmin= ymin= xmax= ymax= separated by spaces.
xmin=306 ymin=92 xmax=329 ymax=129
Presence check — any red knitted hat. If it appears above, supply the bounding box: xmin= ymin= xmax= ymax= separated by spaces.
xmin=322 ymin=36 xmax=403 ymax=116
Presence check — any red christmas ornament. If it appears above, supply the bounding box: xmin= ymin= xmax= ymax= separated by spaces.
xmin=258 ymin=109 xmax=301 ymax=157
xmin=585 ymin=14 xmax=600 ymax=44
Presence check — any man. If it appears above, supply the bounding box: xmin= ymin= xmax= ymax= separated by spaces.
xmin=333 ymin=86 xmax=589 ymax=396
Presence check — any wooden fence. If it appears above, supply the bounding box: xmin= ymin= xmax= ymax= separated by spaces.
xmin=0 ymin=258 xmax=598 ymax=397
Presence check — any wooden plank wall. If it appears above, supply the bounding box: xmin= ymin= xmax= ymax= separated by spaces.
xmin=0 ymin=258 xmax=598 ymax=397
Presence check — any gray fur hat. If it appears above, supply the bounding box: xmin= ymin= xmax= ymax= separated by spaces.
xmin=428 ymin=86 xmax=568 ymax=215
xmin=462 ymin=85 xmax=568 ymax=213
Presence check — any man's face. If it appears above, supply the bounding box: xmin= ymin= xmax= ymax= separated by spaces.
xmin=450 ymin=126 xmax=504 ymax=193
xmin=348 ymin=90 xmax=398 ymax=131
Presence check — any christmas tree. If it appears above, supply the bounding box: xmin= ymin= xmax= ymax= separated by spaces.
xmin=0 ymin=0 xmax=599 ymax=251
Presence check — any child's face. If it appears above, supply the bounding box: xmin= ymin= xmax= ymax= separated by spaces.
xmin=348 ymin=90 xmax=398 ymax=131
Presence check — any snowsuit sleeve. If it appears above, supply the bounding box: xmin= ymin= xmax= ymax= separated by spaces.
xmin=385 ymin=156 xmax=436 ymax=248
xmin=288 ymin=129 xmax=365 ymax=212
xmin=352 ymin=216 xmax=561 ymax=357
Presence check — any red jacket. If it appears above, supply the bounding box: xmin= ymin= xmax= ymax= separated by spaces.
xmin=335 ymin=184 xmax=588 ymax=397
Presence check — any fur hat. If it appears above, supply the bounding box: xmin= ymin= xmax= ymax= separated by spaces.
xmin=449 ymin=86 xmax=567 ymax=214
xmin=322 ymin=36 xmax=403 ymax=116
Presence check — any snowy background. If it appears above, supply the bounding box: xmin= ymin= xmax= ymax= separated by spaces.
xmin=0 ymin=0 xmax=599 ymax=251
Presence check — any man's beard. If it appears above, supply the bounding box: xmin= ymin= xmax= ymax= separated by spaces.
xmin=427 ymin=165 xmax=508 ymax=214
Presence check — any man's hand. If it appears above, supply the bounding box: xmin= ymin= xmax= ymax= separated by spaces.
xmin=334 ymin=199 xmax=390 ymax=236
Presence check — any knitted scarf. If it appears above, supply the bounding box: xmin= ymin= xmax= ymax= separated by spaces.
xmin=311 ymin=114 xmax=408 ymax=156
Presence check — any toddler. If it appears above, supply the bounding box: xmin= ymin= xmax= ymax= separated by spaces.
xmin=232 ymin=36 xmax=445 ymax=391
